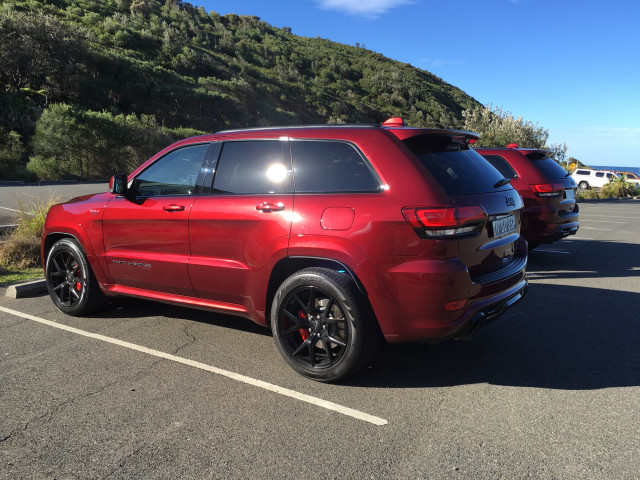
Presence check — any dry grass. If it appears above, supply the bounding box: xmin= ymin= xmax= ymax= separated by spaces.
xmin=0 ymin=196 xmax=58 ymax=270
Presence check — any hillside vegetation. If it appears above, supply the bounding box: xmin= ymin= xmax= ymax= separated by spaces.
xmin=0 ymin=0 xmax=481 ymax=180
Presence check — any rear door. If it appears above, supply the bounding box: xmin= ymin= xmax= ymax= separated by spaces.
xmin=188 ymin=140 xmax=293 ymax=310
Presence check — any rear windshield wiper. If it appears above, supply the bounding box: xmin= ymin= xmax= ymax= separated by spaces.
xmin=493 ymin=178 xmax=511 ymax=188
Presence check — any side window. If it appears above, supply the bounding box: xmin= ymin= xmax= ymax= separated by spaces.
xmin=131 ymin=143 xmax=209 ymax=196
xmin=212 ymin=141 xmax=291 ymax=194
xmin=482 ymin=155 xmax=518 ymax=179
xmin=575 ymin=170 xmax=589 ymax=176
xmin=291 ymin=140 xmax=380 ymax=193
xmin=595 ymin=172 xmax=604 ymax=178
xmin=606 ymin=173 xmax=615 ymax=179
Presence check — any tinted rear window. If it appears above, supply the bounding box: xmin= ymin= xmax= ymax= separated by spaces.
xmin=291 ymin=140 xmax=380 ymax=193
xmin=529 ymin=156 xmax=570 ymax=179
xmin=403 ymin=136 xmax=506 ymax=195
xmin=482 ymin=154 xmax=518 ymax=179
xmin=213 ymin=141 xmax=292 ymax=194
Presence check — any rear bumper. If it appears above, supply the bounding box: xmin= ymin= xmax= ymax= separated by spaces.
xmin=522 ymin=204 xmax=579 ymax=245
xmin=356 ymin=239 xmax=528 ymax=343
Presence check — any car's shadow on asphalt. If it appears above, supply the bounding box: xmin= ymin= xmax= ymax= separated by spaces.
xmin=96 ymin=297 xmax=272 ymax=337
xmin=350 ymin=239 xmax=640 ymax=390
xmin=85 ymin=238 xmax=639 ymax=391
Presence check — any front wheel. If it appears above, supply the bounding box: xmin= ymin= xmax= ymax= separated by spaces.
xmin=578 ymin=181 xmax=589 ymax=190
xmin=45 ymin=238 xmax=106 ymax=316
xmin=271 ymin=268 xmax=380 ymax=382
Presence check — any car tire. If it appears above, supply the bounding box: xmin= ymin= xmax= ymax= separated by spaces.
xmin=578 ymin=181 xmax=589 ymax=190
xmin=271 ymin=267 xmax=381 ymax=382
xmin=45 ymin=238 xmax=107 ymax=316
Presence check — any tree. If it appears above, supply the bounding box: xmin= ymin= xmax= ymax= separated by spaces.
xmin=0 ymin=128 xmax=25 ymax=179
xmin=548 ymin=142 xmax=568 ymax=164
xmin=28 ymin=103 xmax=196 ymax=180
xmin=462 ymin=105 xmax=549 ymax=149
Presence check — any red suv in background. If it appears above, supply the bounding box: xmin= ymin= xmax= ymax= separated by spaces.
xmin=43 ymin=120 xmax=528 ymax=382
xmin=475 ymin=145 xmax=579 ymax=250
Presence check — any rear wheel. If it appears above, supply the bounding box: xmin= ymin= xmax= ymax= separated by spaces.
xmin=46 ymin=238 xmax=106 ymax=316
xmin=271 ymin=268 xmax=380 ymax=382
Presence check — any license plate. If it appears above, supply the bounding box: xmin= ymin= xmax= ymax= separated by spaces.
xmin=565 ymin=189 xmax=575 ymax=200
xmin=492 ymin=215 xmax=516 ymax=238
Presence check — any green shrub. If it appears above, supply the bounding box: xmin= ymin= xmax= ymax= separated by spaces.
xmin=600 ymin=176 xmax=639 ymax=198
xmin=576 ymin=189 xmax=600 ymax=200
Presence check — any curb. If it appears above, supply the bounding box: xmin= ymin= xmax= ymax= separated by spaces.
xmin=5 ymin=279 xmax=47 ymax=299
xmin=577 ymin=196 xmax=640 ymax=203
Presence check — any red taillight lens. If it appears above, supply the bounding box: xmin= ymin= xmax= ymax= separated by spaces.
xmin=402 ymin=205 xmax=487 ymax=238
xmin=529 ymin=183 xmax=564 ymax=197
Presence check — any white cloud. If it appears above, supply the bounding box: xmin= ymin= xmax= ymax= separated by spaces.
xmin=317 ymin=0 xmax=413 ymax=19
xmin=419 ymin=58 xmax=464 ymax=68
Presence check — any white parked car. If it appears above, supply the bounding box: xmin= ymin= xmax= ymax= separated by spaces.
xmin=571 ymin=169 xmax=619 ymax=189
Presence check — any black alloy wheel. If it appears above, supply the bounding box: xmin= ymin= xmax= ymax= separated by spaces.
xmin=46 ymin=238 xmax=106 ymax=316
xmin=279 ymin=284 xmax=349 ymax=368
xmin=271 ymin=268 xmax=380 ymax=382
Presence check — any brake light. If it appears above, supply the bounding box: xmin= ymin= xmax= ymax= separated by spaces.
xmin=382 ymin=117 xmax=405 ymax=127
xmin=529 ymin=183 xmax=564 ymax=197
xmin=402 ymin=205 xmax=487 ymax=238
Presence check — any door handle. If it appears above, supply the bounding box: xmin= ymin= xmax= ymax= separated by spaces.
xmin=163 ymin=204 xmax=185 ymax=212
xmin=256 ymin=202 xmax=285 ymax=213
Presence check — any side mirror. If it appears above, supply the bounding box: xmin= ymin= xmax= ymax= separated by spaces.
xmin=109 ymin=174 xmax=128 ymax=195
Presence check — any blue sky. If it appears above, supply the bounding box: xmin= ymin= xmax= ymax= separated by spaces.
xmin=199 ymin=0 xmax=640 ymax=168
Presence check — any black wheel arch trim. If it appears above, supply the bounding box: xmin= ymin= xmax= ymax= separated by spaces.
xmin=266 ymin=256 xmax=369 ymax=325
xmin=285 ymin=256 xmax=367 ymax=296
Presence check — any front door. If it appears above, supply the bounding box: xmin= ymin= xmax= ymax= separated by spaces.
xmin=102 ymin=143 xmax=210 ymax=296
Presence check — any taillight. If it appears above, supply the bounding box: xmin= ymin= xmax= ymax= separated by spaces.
xmin=402 ymin=205 xmax=487 ymax=238
xmin=529 ymin=183 xmax=565 ymax=197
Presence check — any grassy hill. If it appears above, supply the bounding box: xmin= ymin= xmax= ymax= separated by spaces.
xmin=0 ymin=0 xmax=481 ymax=179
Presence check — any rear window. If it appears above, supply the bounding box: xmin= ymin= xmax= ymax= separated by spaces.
xmin=528 ymin=156 xmax=570 ymax=179
xmin=291 ymin=140 xmax=380 ymax=193
xmin=213 ymin=141 xmax=292 ymax=194
xmin=403 ymin=136 xmax=506 ymax=195
xmin=482 ymin=154 xmax=518 ymax=179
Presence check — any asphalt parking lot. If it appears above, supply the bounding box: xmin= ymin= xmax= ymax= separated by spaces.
xmin=1 ymin=200 xmax=639 ymax=479
xmin=0 ymin=183 xmax=108 ymax=229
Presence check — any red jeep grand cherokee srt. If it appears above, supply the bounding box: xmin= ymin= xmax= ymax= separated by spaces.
xmin=42 ymin=119 xmax=528 ymax=382
xmin=475 ymin=146 xmax=579 ymax=250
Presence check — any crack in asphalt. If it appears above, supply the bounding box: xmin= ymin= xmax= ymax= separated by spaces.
xmin=172 ymin=322 xmax=197 ymax=356
xmin=0 ymin=361 xmax=158 ymax=446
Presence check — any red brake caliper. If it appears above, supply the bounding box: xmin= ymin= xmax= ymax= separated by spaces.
xmin=74 ymin=266 xmax=82 ymax=291
xmin=298 ymin=310 xmax=309 ymax=341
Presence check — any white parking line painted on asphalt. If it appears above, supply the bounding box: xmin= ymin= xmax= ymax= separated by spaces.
xmin=580 ymin=214 xmax=640 ymax=219
xmin=579 ymin=219 xmax=626 ymax=224
xmin=0 ymin=205 xmax=23 ymax=213
xmin=532 ymin=249 xmax=571 ymax=254
xmin=580 ymin=227 xmax=612 ymax=231
xmin=0 ymin=305 xmax=388 ymax=426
